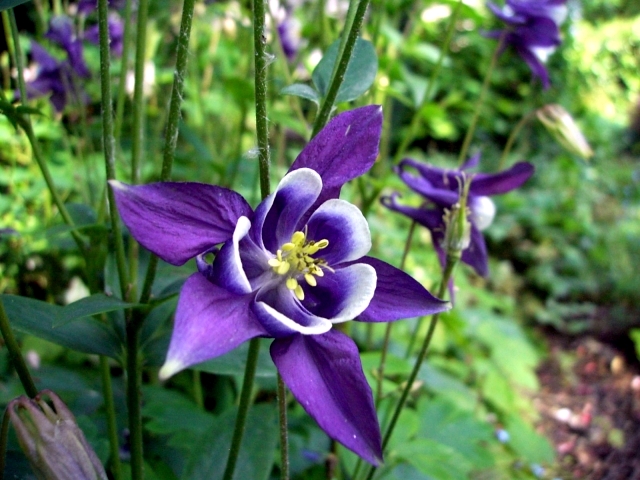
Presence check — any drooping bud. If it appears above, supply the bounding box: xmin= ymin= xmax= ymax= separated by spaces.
xmin=442 ymin=174 xmax=472 ymax=257
xmin=536 ymin=104 xmax=594 ymax=159
xmin=8 ymin=390 xmax=108 ymax=480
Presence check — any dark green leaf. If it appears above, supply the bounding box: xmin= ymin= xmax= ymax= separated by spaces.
xmin=54 ymin=294 xmax=136 ymax=327
xmin=0 ymin=0 xmax=32 ymax=11
xmin=194 ymin=338 xmax=276 ymax=377
xmin=312 ymin=38 xmax=378 ymax=103
xmin=182 ymin=403 xmax=278 ymax=480
xmin=280 ymin=83 xmax=320 ymax=104
xmin=2 ymin=295 xmax=122 ymax=359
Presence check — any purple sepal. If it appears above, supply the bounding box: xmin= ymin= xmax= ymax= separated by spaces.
xmin=160 ymin=273 xmax=267 ymax=379
xmin=289 ymin=106 xmax=383 ymax=208
xmin=109 ymin=180 xmax=253 ymax=266
xmin=470 ymin=162 xmax=535 ymax=196
xmin=271 ymin=330 xmax=383 ymax=465
xmin=355 ymin=257 xmax=450 ymax=322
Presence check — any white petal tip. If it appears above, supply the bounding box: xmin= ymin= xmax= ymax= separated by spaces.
xmin=158 ymin=360 xmax=185 ymax=380
xmin=108 ymin=180 xmax=126 ymax=190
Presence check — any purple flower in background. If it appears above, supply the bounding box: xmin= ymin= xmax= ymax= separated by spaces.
xmin=382 ymin=154 xmax=534 ymax=277
xmin=23 ymin=17 xmax=89 ymax=112
xmin=85 ymin=13 xmax=125 ymax=56
xmin=110 ymin=106 xmax=449 ymax=465
xmin=487 ymin=0 xmax=568 ymax=88
xmin=77 ymin=0 xmax=127 ymax=15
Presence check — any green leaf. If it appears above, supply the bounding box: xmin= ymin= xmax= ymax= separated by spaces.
xmin=0 ymin=0 xmax=32 ymax=11
xmin=312 ymin=37 xmax=378 ymax=103
xmin=280 ymin=83 xmax=321 ymax=104
xmin=2 ymin=295 xmax=122 ymax=359
xmin=194 ymin=338 xmax=277 ymax=377
xmin=182 ymin=403 xmax=278 ymax=480
xmin=504 ymin=414 xmax=555 ymax=464
xmin=54 ymin=294 xmax=136 ymax=327
xmin=396 ymin=438 xmax=472 ymax=480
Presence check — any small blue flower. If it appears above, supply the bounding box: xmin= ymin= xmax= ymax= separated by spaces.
xmin=487 ymin=0 xmax=568 ymax=88
xmin=110 ymin=106 xmax=450 ymax=465
xmin=495 ymin=428 xmax=510 ymax=443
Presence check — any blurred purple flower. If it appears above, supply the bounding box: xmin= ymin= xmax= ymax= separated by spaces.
xmin=22 ymin=17 xmax=89 ymax=112
xmin=110 ymin=106 xmax=450 ymax=465
xmin=487 ymin=0 xmax=568 ymax=88
xmin=77 ymin=0 xmax=127 ymax=14
xmin=382 ymin=154 xmax=534 ymax=277
xmin=84 ymin=13 xmax=125 ymax=56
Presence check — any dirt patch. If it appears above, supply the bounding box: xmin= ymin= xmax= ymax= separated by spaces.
xmin=534 ymin=332 xmax=640 ymax=479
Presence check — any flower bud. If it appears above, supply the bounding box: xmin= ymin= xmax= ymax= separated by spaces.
xmin=442 ymin=175 xmax=472 ymax=256
xmin=536 ymin=104 xmax=594 ymax=159
xmin=8 ymin=390 xmax=108 ymax=480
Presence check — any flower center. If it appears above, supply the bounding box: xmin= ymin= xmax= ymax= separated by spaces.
xmin=267 ymin=229 xmax=330 ymax=301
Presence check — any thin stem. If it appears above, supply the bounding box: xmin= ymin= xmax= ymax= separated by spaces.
xmin=311 ymin=0 xmax=371 ymax=138
xmin=98 ymin=0 xmax=129 ymax=300
xmin=277 ymin=374 xmax=290 ymax=480
xmin=497 ymin=110 xmax=536 ymax=170
xmin=8 ymin=10 xmax=27 ymax=105
xmin=222 ymin=2 xmax=272 ymax=477
xmin=0 ymin=298 xmax=38 ymax=399
xmin=130 ymin=0 xmax=149 ymax=185
xmin=0 ymin=408 xmax=9 ymax=480
xmin=114 ymin=0 xmax=134 ymax=143
xmin=125 ymin=319 xmax=144 ymax=480
xmin=100 ymin=356 xmax=123 ymax=480
xmin=138 ymin=0 xmax=196 ymax=305
xmin=362 ymin=256 xmax=458 ymax=480
xmin=392 ymin=0 xmax=462 ymax=163
xmin=222 ymin=338 xmax=261 ymax=480
xmin=456 ymin=32 xmax=505 ymax=167
xmin=193 ymin=370 xmax=204 ymax=409
xmin=253 ymin=0 xmax=271 ymax=199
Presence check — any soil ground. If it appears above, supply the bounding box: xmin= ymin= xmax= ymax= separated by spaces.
xmin=534 ymin=332 xmax=640 ymax=479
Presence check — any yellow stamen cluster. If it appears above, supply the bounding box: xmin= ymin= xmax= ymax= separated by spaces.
xmin=268 ymin=230 xmax=330 ymax=301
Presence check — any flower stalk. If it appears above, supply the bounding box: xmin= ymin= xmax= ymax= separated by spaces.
xmin=311 ymin=0 xmax=371 ymax=138
xmin=277 ymin=374 xmax=290 ymax=480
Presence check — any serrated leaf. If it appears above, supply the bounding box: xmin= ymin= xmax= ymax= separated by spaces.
xmin=312 ymin=37 xmax=378 ymax=103
xmin=182 ymin=403 xmax=278 ymax=480
xmin=0 ymin=0 xmax=32 ymax=11
xmin=2 ymin=295 xmax=122 ymax=359
xmin=280 ymin=83 xmax=320 ymax=103
xmin=54 ymin=294 xmax=136 ymax=327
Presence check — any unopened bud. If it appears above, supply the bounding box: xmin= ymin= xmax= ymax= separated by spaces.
xmin=537 ymin=104 xmax=594 ymax=159
xmin=8 ymin=390 xmax=108 ymax=480
xmin=470 ymin=196 xmax=496 ymax=231
xmin=442 ymin=175 xmax=472 ymax=256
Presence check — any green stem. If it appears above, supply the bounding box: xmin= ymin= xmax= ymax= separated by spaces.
xmin=277 ymin=374 xmax=290 ymax=480
xmin=192 ymin=370 xmax=204 ymax=409
xmin=98 ymin=0 xmax=129 ymax=300
xmin=456 ymin=31 xmax=505 ymax=167
xmin=8 ymin=11 xmax=87 ymax=256
xmin=126 ymin=318 xmax=144 ymax=480
xmin=497 ymin=110 xmax=536 ymax=170
xmin=222 ymin=2 xmax=272 ymax=477
xmin=0 ymin=406 xmax=10 ymax=480
xmin=113 ymin=0 xmax=134 ymax=143
xmin=130 ymin=0 xmax=149 ymax=185
xmin=100 ymin=356 xmax=123 ymax=480
xmin=138 ymin=0 xmax=196 ymax=306
xmin=392 ymin=0 xmax=462 ymax=163
xmin=363 ymin=256 xmax=458 ymax=480
xmin=222 ymin=338 xmax=261 ymax=480
xmin=311 ymin=0 xmax=371 ymax=138
xmin=0 ymin=298 xmax=38 ymax=399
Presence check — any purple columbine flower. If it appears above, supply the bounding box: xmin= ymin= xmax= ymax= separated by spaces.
xmin=84 ymin=13 xmax=125 ymax=56
xmin=110 ymin=106 xmax=449 ymax=465
xmin=23 ymin=17 xmax=90 ymax=112
xmin=487 ymin=0 xmax=568 ymax=88
xmin=382 ymin=154 xmax=534 ymax=278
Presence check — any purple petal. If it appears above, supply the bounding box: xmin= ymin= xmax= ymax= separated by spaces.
xmin=380 ymin=193 xmax=444 ymax=231
xmin=460 ymin=225 xmax=489 ymax=277
xmin=355 ymin=257 xmax=450 ymax=322
xmin=207 ymin=216 xmax=254 ymax=295
xmin=109 ymin=180 xmax=253 ymax=265
xmin=470 ymin=162 xmax=534 ymax=196
xmin=271 ymin=330 xmax=383 ymax=465
xmin=303 ymin=262 xmax=376 ymax=322
xmin=253 ymin=283 xmax=333 ymax=337
xmin=306 ymin=199 xmax=371 ymax=265
xmin=30 ymin=42 xmax=58 ymax=71
xmin=255 ymin=168 xmax=322 ymax=252
xmin=289 ymin=105 xmax=383 ymax=207
xmin=159 ymin=273 xmax=267 ymax=379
